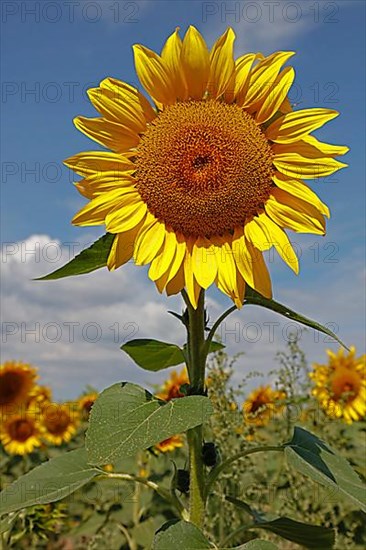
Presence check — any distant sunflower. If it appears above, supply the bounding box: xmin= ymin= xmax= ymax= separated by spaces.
xmin=41 ymin=403 xmax=79 ymax=445
xmin=155 ymin=435 xmax=184 ymax=453
xmin=309 ymin=347 xmax=366 ymax=423
xmin=0 ymin=361 xmax=38 ymax=415
xmin=243 ymin=385 xmax=286 ymax=426
xmin=78 ymin=392 xmax=98 ymax=418
xmin=67 ymin=26 xmax=348 ymax=308
xmin=27 ymin=384 xmax=52 ymax=408
xmin=156 ymin=368 xmax=189 ymax=401
xmin=0 ymin=412 xmax=43 ymax=455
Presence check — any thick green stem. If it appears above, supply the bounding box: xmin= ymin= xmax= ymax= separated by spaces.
xmin=182 ymin=289 xmax=207 ymax=528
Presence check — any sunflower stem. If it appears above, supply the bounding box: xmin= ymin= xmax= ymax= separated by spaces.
xmin=183 ymin=289 xmax=207 ymax=528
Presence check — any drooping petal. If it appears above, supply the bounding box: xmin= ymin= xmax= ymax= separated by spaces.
xmin=165 ymin=264 xmax=185 ymax=296
xmin=265 ymin=188 xmax=326 ymax=234
xmin=272 ymin=172 xmax=330 ymax=217
xmin=133 ymin=44 xmax=176 ymax=105
xmin=148 ymin=228 xmax=177 ymax=281
xmin=134 ymin=218 xmax=166 ymax=265
xmin=181 ymin=26 xmax=210 ymax=99
xmin=266 ymin=108 xmax=339 ymax=143
xmin=255 ymin=213 xmax=299 ymax=274
xmin=192 ymin=236 xmax=218 ymax=289
xmin=209 ymin=27 xmax=235 ymax=98
xmin=184 ymin=238 xmax=201 ymax=308
xmin=73 ymin=116 xmax=139 ymax=153
xmin=273 ymin=152 xmax=347 ymax=179
xmin=107 ymin=223 xmax=143 ymax=270
xmin=255 ymin=67 xmax=295 ymax=124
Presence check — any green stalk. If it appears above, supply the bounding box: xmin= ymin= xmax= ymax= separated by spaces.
xmin=182 ymin=289 xmax=207 ymax=528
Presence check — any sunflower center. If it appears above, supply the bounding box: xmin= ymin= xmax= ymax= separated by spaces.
xmin=135 ymin=100 xmax=274 ymax=237
xmin=9 ymin=419 xmax=34 ymax=442
xmin=331 ymin=370 xmax=360 ymax=402
xmin=0 ymin=372 xmax=24 ymax=405
xmin=44 ymin=409 xmax=71 ymax=434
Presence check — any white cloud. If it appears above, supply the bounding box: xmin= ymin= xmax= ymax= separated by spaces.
xmin=1 ymin=234 xmax=364 ymax=401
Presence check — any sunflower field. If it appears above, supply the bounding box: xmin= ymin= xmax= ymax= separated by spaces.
xmin=1 ymin=340 xmax=365 ymax=549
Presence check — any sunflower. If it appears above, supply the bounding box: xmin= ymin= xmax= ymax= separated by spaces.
xmin=243 ymin=385 xmax=286 ymax=426
xmin=27 ymin=384 xmax=52 ymax=408
xmin=78 ymin=392 xmax=99 ymax=418
xmin=309 ymin=347 xmax=366 ymax=423
xmin=0 ymin=361 xmax=38 ymax=416
xmin=0 ymin=412 xmax=43 ymax=455
xmin=67 ymin=26 xmax=348 ymax=308
xmin=41 ymin=403 xmax=79 ymax=445
xmin=155 ymin=367 xmax=189 ymax=401
xmin=155 ymin=435 xmax=184 ymax=453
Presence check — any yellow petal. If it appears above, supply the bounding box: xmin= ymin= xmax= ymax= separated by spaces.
xmin=74 ymin=116 xmax=139 ymax=153
xmin=265 ymin=189 xmax=326 ymax=234
xmin=266 ymin=108 xmax=339 ymax=143
xmin=75 ymin=173 xmax=136 ymax=199
xmin=272 ymin=172 xmax=329 ymax=217
xmin=232 ymin=228 xmax=272 ymax=298
xmin=234 ymin=53 xmax=259 ymax=106
xmin=161 ymin=27 xmax=187 ymax=101
xmin=148 ymin=229 xmax=177 ymax=281
xmin=209 ymin=27 xmax=235 ymax=98
xmin=72 ymin=189 xmax=126 ymax=226
xmin=107 ymin=224 xmax=142 ymax=270
xmin=106 ymin=195 xmax=147 ymax=233
xmin=244 ymin=51 xmax=295 ymax=109
xmin=100 ymin=77 xmax=156 ymax=122
xmin=244 ymin=218 xmax=271 ymax=251
xmin=133 ymin=44 xmax=175 ymax=105
xmin=165 ymin=264 xmax=185 ymax=296
xmin=273 ymin=135 xmax=349 ymax=158
xmin=87 ymin=88 xmax=146 ymax=133
xmin=155 ymin=235 xmax=186 ymax=293
xmin=255 ymin=67 xmax=295 ymax=124
xmin=134 ymin=218 xmax=166 ymax=265
xmin=255 ymin=213 xmax=299 ymax=274
xmin=184 ymin=239 xmax=201 ymax=308
xmin=212 ymin=237 xmax=237 ymax=297
xmin=181 ymin=26 xmax=210 ymax=99
xmin=192 ymin=236 xmax=218 ymax=289
xmin=273 ymin=152 xmax=347 ymax=179
xmin=64 ymin=151 xmax=135 ymax=178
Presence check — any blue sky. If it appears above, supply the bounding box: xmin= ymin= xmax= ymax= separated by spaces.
xmin=1 ymin=0 xmax=365 ymax=399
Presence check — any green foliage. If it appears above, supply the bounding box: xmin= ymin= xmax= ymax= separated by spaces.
xmin=86 ymin=382 xmax=213 ymax=465
xmin=0 ymin=449 xmax=98 ymax=515
xmin=285 ymin=427 xmax=366 ymax=512
xmin=36 ymin=233 xmax=114 ymax=280
xmin=121 ymin=339 xmax=225 ymax=371
xmin=153 ymin=520 xmax=213 ymax=549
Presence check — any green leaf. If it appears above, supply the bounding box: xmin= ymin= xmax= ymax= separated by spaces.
xmin=226 ymin=497 xmax=334 ymax=549
xmin=121 ymin=339 xmax=185 ymax=371
xmin=285 ymin=427 xmax=366 ymax=512
xmin=36 ymin=233 xmax=114 ymax=280
xmin=244 ymin=288 xmax=348 ymax=349
xmin=86 ymin=383 xmax=213 ymax=465
xmin=208 ymin=341 xmax=225 ymax=354
xmin=121 ymin=339 xmax=224 ymax=372
xmin=153 ymin=520 xmax=213 ymax=549
xmin=0 ymin=449 xmax=98 ymax=515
